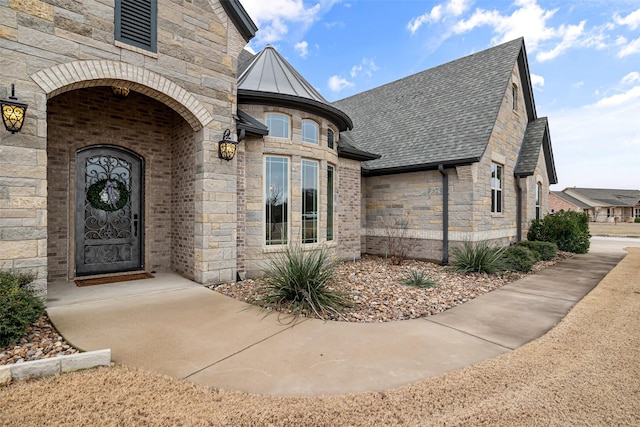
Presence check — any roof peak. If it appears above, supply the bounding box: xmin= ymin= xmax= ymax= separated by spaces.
xmin=238 ymin=45 xmax=353 ymax=131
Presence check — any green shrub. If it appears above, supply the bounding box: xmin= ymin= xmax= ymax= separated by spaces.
xmin=399 ymin=270 xmax=437 ymax=288
xmin=0 ymin=271 xmax=44 ymax=347
xmin=527 ymin=210 xmax=590 ymax=253
xmin=635 ymin=218 xmax=640 ymax=223
xmin=450 ymin=241 xmax=506 ymax=274
xmin=501 ymin=246 xmax=537 ymax=272
xmin=516 ymin=240 xmax=558 ymax=261
xmin=258 ymin=246 xmax=351 ymax=319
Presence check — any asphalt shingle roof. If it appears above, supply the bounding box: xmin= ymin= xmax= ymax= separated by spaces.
xmin=565 ymin=188 xmax=640 ymax=207
xmin=333 ymin=38 xmax=529 ymax=174
xmin=515 ymin=117 xmax=558 ymax=184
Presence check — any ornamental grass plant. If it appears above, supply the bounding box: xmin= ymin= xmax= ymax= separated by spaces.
xmin=400 ymin=270 xmax=437 ymax=288
xmin=258 ymin=246 xmax=352 ymax=320
xmin=449 ymin=240 xmax=506 ymax=274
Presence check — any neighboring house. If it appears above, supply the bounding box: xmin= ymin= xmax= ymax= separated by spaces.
xmin=334 ymin=38 xmax=557 ymax=263
xmin=0 ymin=0 xmax=557 ymax=297
xmin=549 ymin=191 xmax=591 ymax=215
xmin=551 ymin=188 xmax=640 ymax=222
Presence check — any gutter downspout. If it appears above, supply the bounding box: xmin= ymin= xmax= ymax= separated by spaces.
xmin=438 ymin=164 xmax=449 ymax=265
xmin=516 ymin=174 xmax=522 ymax=242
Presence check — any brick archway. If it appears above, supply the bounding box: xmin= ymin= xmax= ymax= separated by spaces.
xmin=31 ymin=60 xmax=213 ymax=131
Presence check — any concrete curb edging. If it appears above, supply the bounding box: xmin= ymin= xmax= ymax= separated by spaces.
xmin=0 ymin=349 xmax=111 ymax=385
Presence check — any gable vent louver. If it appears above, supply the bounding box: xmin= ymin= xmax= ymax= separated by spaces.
xmin=116 ymin=0 xmax=157 ymax=52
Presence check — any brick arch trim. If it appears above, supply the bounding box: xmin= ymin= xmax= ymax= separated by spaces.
xmin=31 ymin=60 xmax=214 ymax=131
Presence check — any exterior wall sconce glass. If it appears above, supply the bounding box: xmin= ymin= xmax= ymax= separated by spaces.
xmin=111 ymin=86 xmax=130 ymax=99
xmin=218 ymin=129 xmax=238 ymax=161
xmin=1 ymin=84 xmax=28 ymax=134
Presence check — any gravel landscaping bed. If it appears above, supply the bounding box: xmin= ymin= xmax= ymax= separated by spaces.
xmin=212 ymin=253 xmax=573 ymax=322
xmin=0 ymin=313 xmax=79 ymax=366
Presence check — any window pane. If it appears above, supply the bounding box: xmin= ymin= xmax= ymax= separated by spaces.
xmin=327 ymin=129 xmax=334 ymax=149
xmin=327 ymin=165 xmax=334 ymax=241
xmin=302 ymin=160 xmax=318 ymax=243
xmin=302 ymin=120 xmax=318 ymax=144
xmin=491 ymin=163 xmax=503 ymax=213
xmin=266 ymin=114 xmax=289 ymax=138
xmin=265 ymin=157 xmax=289 ymax=245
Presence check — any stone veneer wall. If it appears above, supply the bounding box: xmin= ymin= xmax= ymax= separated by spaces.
xmin=1 ymin=0 xmax=251 ymax=292
xmin=238 ymin=104 xmax=350 ymax=278
xmin=46 ymin=87 xmax=180 ymax=281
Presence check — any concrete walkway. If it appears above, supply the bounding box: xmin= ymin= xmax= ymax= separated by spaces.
xmin=46 ymin=237 xmax=639 ymax=396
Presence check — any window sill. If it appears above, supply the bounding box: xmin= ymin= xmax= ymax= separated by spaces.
xmin=115 ymin=40 xmax=158 ymax=58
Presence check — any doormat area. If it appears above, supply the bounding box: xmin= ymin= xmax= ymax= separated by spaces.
xmin=75 ymin=272 xmax=154 ymax=287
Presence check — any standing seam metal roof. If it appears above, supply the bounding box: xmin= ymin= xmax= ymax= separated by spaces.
xmin=237 ymin=46 xmax=353 ymax=131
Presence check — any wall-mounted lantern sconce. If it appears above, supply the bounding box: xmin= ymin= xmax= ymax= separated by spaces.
xmin=111 ymin=86 xmax=130 ymax=99
xmin=218 ymin=129 xmax=238 ymax=161
xmin=1 ymin=84 xmax=28 ymax=134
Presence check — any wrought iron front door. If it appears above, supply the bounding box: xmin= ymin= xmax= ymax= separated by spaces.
xmin=75 ymin=146 xmax=143 ymax=276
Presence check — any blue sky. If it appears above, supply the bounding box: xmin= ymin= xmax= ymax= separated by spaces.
xmin=239 ymin=0 xmax=640 ymax=190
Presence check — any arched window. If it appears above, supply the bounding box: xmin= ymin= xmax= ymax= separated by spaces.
xmin=302 ymin=119 xmax=319 ymax=144
xmin=266 ymin=113 xmax=290 ymax=138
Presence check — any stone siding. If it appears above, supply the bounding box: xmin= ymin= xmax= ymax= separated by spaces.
xmin=238 ymin=104 xmax=351 ymax=277
xmin=0 ymin=0 xmax=249 ymax=292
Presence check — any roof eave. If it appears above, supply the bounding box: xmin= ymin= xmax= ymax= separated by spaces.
xmin=337 ymin=146 xmax=381 ymax=162
xmin=220 ymin=0 xmax=258 ymax=43
xmin=362 ymin=158 xmax=480 ymax=177
xmin=239 ymin=89 xmax=353 ymax=131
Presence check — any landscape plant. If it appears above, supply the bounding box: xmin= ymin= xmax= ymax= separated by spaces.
xmin=527 ymin=210 xmax=591 ymax=253
xmin=500 ymin=246 xmax=537 ymax=272
xmin=449 ymin=240 xmax=506 ymax=274
xmin=399 ymin=270 xmax=437 ymax=288
xmin=258 ymin=246 xmax=352 ymax=319
xmin=0 ymin=270 xmax=43 ymax=346
xmin=635 ymin=218 xmax=640 ymax=223
xmin=516 ymin=240 xmax=558 ymax=261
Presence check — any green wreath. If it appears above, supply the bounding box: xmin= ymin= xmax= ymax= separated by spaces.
xmin=87 ymin=179 xmax=129 ymax=212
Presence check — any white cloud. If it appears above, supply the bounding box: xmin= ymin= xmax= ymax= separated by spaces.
xmin=530 ymin=73 xmax=544 ymax=88
xmin=618 ymin=37 xmax=640 ymax=57
xmin=241 ymin=0 xmax=334 ymax=45
xmin=350 ymin=58 xmax=379 ymax=78
xmin=294 ymin=41 xmax=309 ymax=58
xmin=547 ymin=82 xmax=640 ymax=189
xmin=328 ymin=75 xmax=354 ymax=92
xmin=614 ymin=9 xmax=640 ymax=30
xmin=408 ymin=0 xmax=471 ymax=34
xmin=592 ymin=86 xmax=640 ymax=108
xmin=622 ymin=72 xmax=640 ymax=85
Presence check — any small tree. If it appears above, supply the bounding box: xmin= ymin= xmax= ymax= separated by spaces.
xmin=381 ymin=217 xmax=412 ymax=265
xmin=528 ymin=210 xmax=590 ymax=254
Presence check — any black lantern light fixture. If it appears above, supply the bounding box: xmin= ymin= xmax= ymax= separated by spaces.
xmin=1 ymin=84 xmax=28 ymax=134
xmin=218 ymin=129 xmax=238 ymax=161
